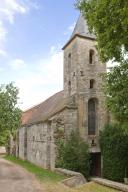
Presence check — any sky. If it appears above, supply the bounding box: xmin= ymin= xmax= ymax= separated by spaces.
xmin=0 ymin=0 xmax=79 ymax=110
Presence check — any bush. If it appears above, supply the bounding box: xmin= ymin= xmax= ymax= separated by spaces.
xmin=100 ymin=123 xmax=128 ymax=182
xmin=56 ymin=130 xmax=90 ymax=178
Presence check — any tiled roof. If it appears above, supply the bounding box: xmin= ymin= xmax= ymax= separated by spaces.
xmin=22 ymin=90 xmax=65 ymax=126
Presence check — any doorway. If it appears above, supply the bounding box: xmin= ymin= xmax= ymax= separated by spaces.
xmin=90 ymin=152 xmax=101 ymax=176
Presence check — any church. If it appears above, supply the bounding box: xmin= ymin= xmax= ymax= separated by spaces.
xmin=17 ymin=14 xmax=107 ymax=177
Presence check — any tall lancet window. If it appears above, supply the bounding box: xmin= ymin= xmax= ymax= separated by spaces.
xmin=68 ymin=53 xmax=71 ymax=73
xmin=68 ymin=80 xmax=71 ymax=95
xmin=89 ymin=49 xmax=95 ymax=64
xmin=88 ymin=98 xmax=97 ymax=135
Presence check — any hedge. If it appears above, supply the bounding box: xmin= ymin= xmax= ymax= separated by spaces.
xmin=100 ymin=124 xmax=128 ymax=182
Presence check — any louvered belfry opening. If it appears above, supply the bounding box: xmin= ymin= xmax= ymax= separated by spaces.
xmin=88 ymin=98 xmax=96 ymax=135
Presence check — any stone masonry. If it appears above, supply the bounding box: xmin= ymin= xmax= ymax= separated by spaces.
xmin=17 ymin=14 xmax=107 ymax=174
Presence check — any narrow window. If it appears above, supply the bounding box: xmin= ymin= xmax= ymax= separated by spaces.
xmin=89 ymin=50 xmax=94 ymax=64
xmin=88 ymin=99 xmax=96 ymax=135
xmin=68 ymin=80 xmax=71 ymax=95
xmin=90 ymin=79 xmax=95 ymax=89
xmin=68 ymin=53 xmax=71 ymax=73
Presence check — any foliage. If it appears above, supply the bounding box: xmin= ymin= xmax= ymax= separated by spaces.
xmin=56 ymin=130 xmax=90 ymax=178
xmin=100 ymin=123 xmax=128 ymax=182
xmin=103 ymin=60 xmax=128 ymax=123
xmin=0 ymin=82 xmax=21 ymax=145
xmin=76 ymin=0 xmax=128 ymax=63
xmin=5 ymin=156 xmax=66 ymax=183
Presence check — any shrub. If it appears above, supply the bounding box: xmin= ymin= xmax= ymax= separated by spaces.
xmin=56 ymin=130 xmax=90 ymax=178
xmin=100 ymin=123 xmax=128 ymax=182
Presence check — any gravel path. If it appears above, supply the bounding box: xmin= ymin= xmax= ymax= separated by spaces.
xmin=0 ymin=158 xmax=43 ymax=192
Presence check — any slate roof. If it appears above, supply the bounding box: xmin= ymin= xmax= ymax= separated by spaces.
xmin=63 ymin=14 xmax=96 ymax=50
xmin=71 ymin=14 xmax=95 ymax=39
xmin=22 ymin=90 xmax=65 ymax=126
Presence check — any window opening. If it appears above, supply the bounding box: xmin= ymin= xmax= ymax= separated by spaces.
xmin=89 ymin=50 xmax=94 ymax=64
xmin=88 ymin=99 xmax=96 ymax=135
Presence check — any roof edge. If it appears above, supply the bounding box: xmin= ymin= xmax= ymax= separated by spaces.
xmin=23 ymin=90 xmax=64 ymax=113
xmin=21 ymin=105 xmax=77 ymax=127
xmin=62 ymin=34 xmax=96 ymax=50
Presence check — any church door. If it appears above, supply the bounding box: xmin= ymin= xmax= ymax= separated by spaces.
xmin=90 ymin=153 xmax=101 ymax=176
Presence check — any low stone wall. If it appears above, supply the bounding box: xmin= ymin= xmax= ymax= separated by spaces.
xmin=55 ymin=168 xmax=86 ymax=187
xmin=92 ymin=178 xmax=128 ymax=192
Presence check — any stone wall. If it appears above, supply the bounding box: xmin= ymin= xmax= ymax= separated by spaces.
xmin=18 ymin=122 xmax=54 ymax=169
xmin=27 ymin=123 xmax=48 ymax=168
xmin=19 ymin=127 xmax=26 ymax=160
xmin=63 ymin=36 xmax=107 ymax=152
xmin=55 ymin=168 xmax=86 ymax=187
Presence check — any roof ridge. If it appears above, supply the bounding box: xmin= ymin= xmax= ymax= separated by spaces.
xmin=23 ymin=90 xmax=64 ymax=113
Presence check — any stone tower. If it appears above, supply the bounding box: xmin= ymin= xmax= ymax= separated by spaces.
xmin=63 ymin=14 xmax=107 ymax=176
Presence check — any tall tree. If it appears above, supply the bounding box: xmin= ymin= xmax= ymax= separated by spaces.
xmin=76 ymin=0 xmax=128 ymax=63
xmin=0 ymin=83 xmax=21 ymax=145
xmin=103 ymin=60 xmax=128 ymax=123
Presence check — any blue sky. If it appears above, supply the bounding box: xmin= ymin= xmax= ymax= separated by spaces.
xmin=0 ymin=0 xmax=79 ymax=110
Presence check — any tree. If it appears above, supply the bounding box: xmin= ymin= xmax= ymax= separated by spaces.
xmin=103 ymin=60 xmax=128 ymax=122
xmin=76 ymin=0 xmax=128 ymax=63
xmin=0 ymin=82 xmax=21 ymax=145
xmin=100 ymin=124 xmax=128 ymax=182
xmin=56 ymin=131 xmax=90 ymax=178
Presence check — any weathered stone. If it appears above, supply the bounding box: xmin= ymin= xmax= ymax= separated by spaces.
xmin=17 ymin=15 xmax=107 ymax=174
xmin=55 ymin=168 xmax=86 ymax=187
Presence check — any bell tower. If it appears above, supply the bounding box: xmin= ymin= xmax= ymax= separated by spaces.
xmin=63 ymin=14 xmax=107 ymax=153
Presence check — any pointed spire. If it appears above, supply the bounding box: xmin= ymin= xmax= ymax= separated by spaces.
xmin=71 ymin=14 xmax=95 ymax=39
xmin=62 ymin=14 xmax=95 ymax=50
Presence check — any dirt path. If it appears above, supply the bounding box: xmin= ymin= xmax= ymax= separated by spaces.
xmin=0 ymin=157 xmax=43 ymax=192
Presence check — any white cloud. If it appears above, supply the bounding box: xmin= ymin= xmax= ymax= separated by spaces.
xmin=0 ymin=21 xmax=7 ymax=42
xmin=9 ymin=58 xmax=26 ymax=70
xmin=0 ymin=0 xmax=37 ymax=55
xmin=0 ymin=0 xmax=28 ymax=24
xmin=64 ymin=22 xmax=76 ymax=35
xmin=16 ymin=47 xmax=63 ymax=110
xmin=0 ymin=49 xmax=7 ymax=56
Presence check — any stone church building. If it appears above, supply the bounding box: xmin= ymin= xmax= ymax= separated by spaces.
xmin=17 ymin=15 xmax=107 ymax=176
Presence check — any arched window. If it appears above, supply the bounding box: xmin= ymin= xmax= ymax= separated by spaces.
xmin=89 ymin=50 xmax=94 ymax=64
xmin=90 ymin=79 xmax=95 ymax=89
xmin=88 ymin=98 xmax=97 ymax=135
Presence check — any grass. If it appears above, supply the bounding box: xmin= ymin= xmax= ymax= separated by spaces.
xmin=4 ymin=155 xmax=66 ymax=183
xmin=76 ymin=182 xmax=121 ymax=192
xmin=39 ymin=182 xmax=121 ymax=192
xmin=5 ymin=156 xmax=121 ymax=192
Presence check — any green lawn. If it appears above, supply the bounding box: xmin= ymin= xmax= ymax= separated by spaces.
xmin=5 ymin=156 xmax=66 ymax=182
